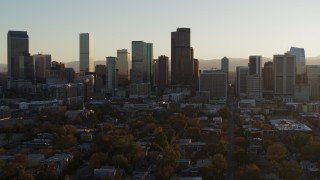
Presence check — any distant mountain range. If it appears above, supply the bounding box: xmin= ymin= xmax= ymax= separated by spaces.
xmin=0 ymin=56 xmax=319 ymax=73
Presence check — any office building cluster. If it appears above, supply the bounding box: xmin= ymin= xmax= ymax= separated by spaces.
xmin=4 ymin=29 xmax=320 ymax=105
xmin=236 ymin=47 xmax=320 ymax=102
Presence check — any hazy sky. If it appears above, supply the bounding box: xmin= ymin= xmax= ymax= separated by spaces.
xmin=1 ymin=0 xmax=320 ymax=64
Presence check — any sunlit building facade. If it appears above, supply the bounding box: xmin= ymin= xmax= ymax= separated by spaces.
xmin=80 ymin=33 xmax=94 ymax=75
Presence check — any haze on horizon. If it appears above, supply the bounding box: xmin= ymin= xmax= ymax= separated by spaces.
xmin=1 ymin=0 xmax=320 ymax=64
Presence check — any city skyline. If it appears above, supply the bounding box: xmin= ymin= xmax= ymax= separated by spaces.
xmin=1 ymin=0 xmax=320 ymax=64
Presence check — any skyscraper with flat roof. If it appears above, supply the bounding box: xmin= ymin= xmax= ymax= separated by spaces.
xmin=80 ymin=33 xmax=94 ymax=74
xmin=106 ymin=57 xmax=118 ymax=90
xmin=262 ymin=61 xmax=273 ymax=99
xmin=19 ymin=53 xmax=35 ymax=83
xmin=221 ymin=57 xmax=229 ymax=83
xmin=236 ymin=66 xmax=248 ymax=97
xmin=248 ymin=56 xmax=262 ymax=76
xmin=158 ymin=55 xmax=169 ymax=91
xmin=199 ymin=70 xmax=228 ymax=99
xmin=117 ymin=49 xmax=130 ymax=85
xmin=273 ymin=53 xmax=296 ymax=96
xmin=7 ymin=31 xmax=29 ymax=80
xmin=247 ymin=56 xmax=262 ymax=99
xmin=171 ymin=28 xmax=194 ymax=86
xmin=306 ymin=65 xmax=320 ymax=100
xmin=34 ymin=54 xmax=51 ymax=84
xmin=131 ymin=41 xmax=153 ymax=84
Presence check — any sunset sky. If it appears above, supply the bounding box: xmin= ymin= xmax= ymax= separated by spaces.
xmin=1 ymin=0 xmax=320 ymax=63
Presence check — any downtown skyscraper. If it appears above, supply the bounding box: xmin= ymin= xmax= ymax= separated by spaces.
xmin=79 ymin=33 xmax=94 ymax=75
xmin=131 ymin=41 xmax=153 ymax=84
xmin=273 ymin=53 xmax=296 ymax=96
xmin=117 ymin=49 xmax=131 ymax=86
xmin=171 ymin=28 xmax=194 ymax=87
xmin=106 ymin=57 xmax=118 ymax=90
xmin=7 ymin=31 xmax=29 ymax=80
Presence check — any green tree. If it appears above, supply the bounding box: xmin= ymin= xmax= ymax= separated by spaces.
xmin=14 ymin=154 xmax=30 ymax=167
xmin=94 ymin=134 xmax=113 ymax=152
xmin=279 ymin=160 xmax=303 ymax=180
xmin=214 ymin=138 xmax=227 ymax=155
xmin=210 ymin=153 xmax=227 ymax=178
xmin=218 ymin=106 xmax=231 ymax=120
xmin=301 ymin=142 xmax=320 ymax=162
xmin=286 ymin=133 xmax=313 ymax=152
xmin=234 ymin=137 xmax=249 ymax=149
xmin=266 ymin=143 xmax=287 ymax=167
xmin=112 ymin=154 xmax=129 ymax=169
xmin=57 ymin=134 xmax=78 ymax=150
xmin=89 ymin=152 xmax=107 ymax=169
xmin=235 ymin=163 xmax=261 ymax=180
xmin=232 ymin=147 xmax=247 ymax=164
xmin=155 ymin=131 xmax=168 ymax=148
xmin=184 ymin=127 xmax=201 ymax=139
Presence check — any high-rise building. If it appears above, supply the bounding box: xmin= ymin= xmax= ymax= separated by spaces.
xmin=221 ymin=57 xmax=229 ymax=83
xmin=117 ymin=49 xmax=131 ymax=86
xmin=273 ymin=53 xmax=296 ymax=96
xmin=63 ymin=68 xmax=75 ymax=83
xmin=246 ymin=75 xmax=263 ymax=99
xmin=153 ymin=59 xmax=159 ymax=87
xmin=306 ymin=65 xmax=320 ymax=100
xmin=199 ymin=70 xmax=228 ymax=99
xmin=248 ymin=56 xmax=262 ymax=76
xmin=289 ymin=47 xmax=307 ymax=84
xmin=34 ymin=54 xmax=51 ymax=84
xmin=106 ymin=57 xmax=118 ymax=90
xmin=95 ymin=65 xmax=106 ymax=84
xmin=131 ymin=41 xmax=153 ymax=84
xmin=236 ymin=66 xmax=248 ymax=97
xmin=289 ymin=47 xmax=305 ymax=76
xmin=193 ymin=59 xmax=200 ymax=90
xmin=262 ymin=61 xmax=273 ymax=98
xmin=171 ymin=28 xmax=194 ymax=87
xmin=95 ymin=65 xmax=106 ymax=93
xmin=19 ymin=53 xmax=35 ymax=83
xmin=79 ymin=33 xmax=94 ymax=74
xmin=158 ymin=55 xmax=169 ymax=91
xmin=7 ymin=31 xmax=29 ymax=80
xmin=246 ymin=56 xmax=262 ymax=99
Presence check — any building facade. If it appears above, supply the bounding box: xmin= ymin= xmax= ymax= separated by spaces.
xmin=34 ymin=54 xmax=51 ymax=84
xmin=171 ymin=28 xmax=194 ymax=87
xmin=289 ymin=47 xmax=305 ymax=76
xmin=158 ymin=55 xmax=169 ymax=91
xmin=131 ymin=41 xmax=153 ymax=84
xmin=273 ymin=53 xmax=296 ymax=96
xmin=106 ymin=57 xmax=118 ymax=90
xmin=236 ymin=66 xmax=248 ymax=97
xmin=199 ymin=70 xmax=228 ymax=100
xmin=79 ymin=33 xmax=94 ymax=74
xmin=117 ymin=49 xmax=130 ymax=86
xmin=221 ymin=57 xmax=229 ymax=83
xmin=306 ymin=65 xmax=320 ymax=100
xmin=262 ymin=61 xmax=273 ymax=98
xmin=19 ymin=53 xmax=35 ymax=83
xmin=246 ymin=75 xmax=263 ymax=99
xmin=7 ymin=31 xmax=29 ymax=80
xmin=248 ymin=56 xmax=262 ymax=76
